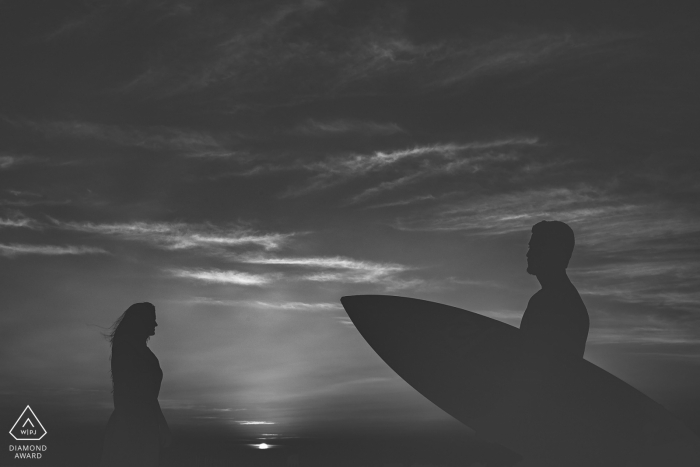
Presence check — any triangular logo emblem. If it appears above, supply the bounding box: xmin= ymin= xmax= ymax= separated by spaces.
xmin=9 ymin=406 xmax=46 ymax=441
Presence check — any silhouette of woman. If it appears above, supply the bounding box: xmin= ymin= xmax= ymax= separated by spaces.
xmin=100 ymin=302 xmax=172 ymax=467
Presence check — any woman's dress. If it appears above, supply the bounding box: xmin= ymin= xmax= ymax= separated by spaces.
xmin=100 ymin=338 xmax=165 ymax=467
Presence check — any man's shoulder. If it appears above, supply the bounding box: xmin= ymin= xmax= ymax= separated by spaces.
xmin=527 ymin=289 xmax=546 ymax=305
xmin=527 ymin=288 xmax=564 ymax=309
xmin=536 ymin=283 xmax=583 ymax=301
xmin=528 ymin=286 xmax=588 ymax=315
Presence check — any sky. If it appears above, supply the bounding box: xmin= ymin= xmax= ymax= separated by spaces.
xmin=1 ymin=0 xmax=699 ymax=443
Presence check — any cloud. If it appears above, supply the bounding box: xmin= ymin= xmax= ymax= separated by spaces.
xmin=364 ymin=194 xmax=438 ymax=209
xmin=173 ymin=254 xmax=420 ymax=289
xmin=188 ymin=297 xmax=342 ymax=311
xmin=0 ymin=191 xmax=69 ymax=208
xmin=9 ymin=118 xmax=237 ymax=158
xmin=575 ymin=263 xmax=700 ymax=281
xmin=330 ymin=29 xmax=631 ymax=94
xmin=392 ymin=185 xmax=700 ymax=316
xmin=121 ymin=0 xmax=328 ymax=98
xmin=53 ymin=220 xmax=292 ymax=251
xmin=7 ymin=190 xmax=38 ymax=197
xmin=0 ymin=199 xmax=69 ymax=207
xmin=0 ymin=243 xmax=108 ymax=257
xmin=574 ymin=261 xmax=700 ymax=313
xmin=112 ymin=0 xmax=629 ymax=104
xmin=3 ymin=215 xmax=298 ymax=265
xmin=424 ymin=33 xmax=630 ymax=88
xmin=574 ymin=260 xmax=700 ymax=346
xmin=588 ymin=328 xmax=700 ymax=346
xmin=380 ymin=32 xmax=622 ymax=93
xmin=392 ymin=185 xmax=699 ymax=241
xmin=284 ymin=138 xmax=538 ymax=198
xmin=294 ymin=119 xmax=404 ymax=136
xmin=626 ymin=352 xmax=700 ymax=360
xmin=238 ymin=254 xmax=407 ymax=271
xmin=235 ymin=254 xmax=418 ymax=288
xmin=257 ymin=301 xmax=341 ymax=311
xmin=3 ymin=214 xmax=421 ymax=288
xmin=0 ymin=155 xmax=42 ymax=169
xmin=311 ymin=139 xmax=536 ymax=176
xmin=170 ymin=268 xmax=274 ymax=286
xmin=347 ymin=174 xmax=424 ymax=204
xmin=0 ymin=216 xmax=39 ymax=229
xmin=301 ymin=271 xmax=423 ymax=290
xmin=583 ymin=286 xmax=700 ymax=312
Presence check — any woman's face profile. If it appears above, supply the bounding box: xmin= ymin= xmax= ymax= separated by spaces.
xmin=144 ymin=309 xmax=157 ymax=337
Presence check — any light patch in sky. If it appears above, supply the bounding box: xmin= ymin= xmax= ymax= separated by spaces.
xmin=0 ymin=217 xmax=36 ymax=228
xmin=238 ymin=254 xmax=409 ymax=272
xmin=0 ymin=243 xmax=108 ymax=256
xmin=53 ymin=219 xmax=293 ymax=251
xmin=287 ymin=138 xmax=538 ymax=198
xmin=170 ymin=268 xmax=274 ymax=286
xmin=359 ymin=138 xmax=538 ymax=167
xmin=188 ymin=297 xmax=342 ymax=311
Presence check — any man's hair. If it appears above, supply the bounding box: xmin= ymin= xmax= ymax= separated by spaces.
xmin=531 ymin=220 xmax=575 ymax=268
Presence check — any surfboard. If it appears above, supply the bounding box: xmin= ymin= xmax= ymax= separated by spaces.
xmin=341 ymin=295 xmax=700 ymax=467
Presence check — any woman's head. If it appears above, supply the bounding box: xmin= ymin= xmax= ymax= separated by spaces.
xmin=104 ymin=302 xmax=157 ymax=346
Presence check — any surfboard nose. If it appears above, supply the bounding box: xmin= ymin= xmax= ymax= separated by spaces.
xmin=340 ymin=295 xmax=359 ymax=309
xmin=340 ymin=295 xmax=387 ymax=325
xmin=340 ymin=295 xmax=363 ymax=319
xmin=341 ymin=295 xmax=421 ymax=333
xmin=341 ymin=295 xmax=389 ymax=316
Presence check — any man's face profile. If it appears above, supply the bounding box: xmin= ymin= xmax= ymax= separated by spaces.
xmin=526 ymin=233 xmax=562 ymax=276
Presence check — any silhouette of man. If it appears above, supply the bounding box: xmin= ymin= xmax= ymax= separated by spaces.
xmin=520 ymin=221 xmax=589 ymax=358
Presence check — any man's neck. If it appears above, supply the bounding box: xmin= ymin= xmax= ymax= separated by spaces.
xmin=536 ymin=269 xmax=571 ymax=290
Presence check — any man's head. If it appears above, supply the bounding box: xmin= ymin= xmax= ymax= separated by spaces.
xmin=526 ymin=220 xmax=575 ymax=276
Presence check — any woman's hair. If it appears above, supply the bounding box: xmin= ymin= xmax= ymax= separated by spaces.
xmin=103 ymin=302 xmax=155 ymax=391
xmin=103 ymin=302 xmax=156 ymax=347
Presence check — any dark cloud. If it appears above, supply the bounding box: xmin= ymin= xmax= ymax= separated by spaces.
xmin=293 ymin=118 xmax=405 ymax=136
xmin=6 ymin=118 xmax=239 ymax=158
xmin=0 ymin=154 xmax=43 ymax=169
xmin=116 ymin=4 xmax=633 ymax=107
